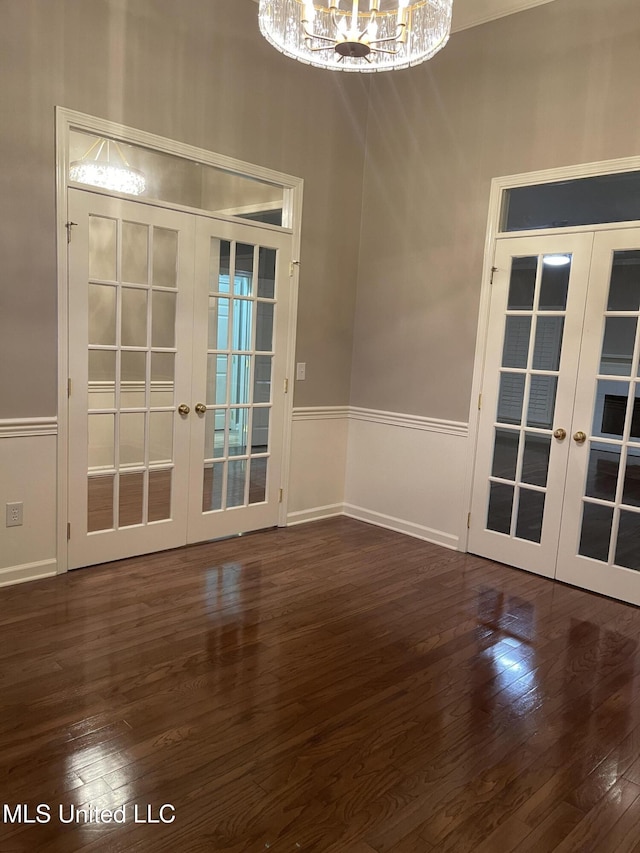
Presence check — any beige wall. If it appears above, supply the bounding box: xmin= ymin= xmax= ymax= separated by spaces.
xmin=5 ymin=0 xmax=640 ymax=426
xmin=0 ymin=0 xmax=368 ymax=419
xmin=351 ymin=0 xmax=640 ymax=422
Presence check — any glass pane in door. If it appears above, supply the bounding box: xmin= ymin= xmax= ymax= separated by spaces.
xmin=615 ymin=510 xmax=640 ymax=571
xmin=201 ymin=238 xmax=274 ymax=512
xmin=485 ymin=254 xmax=570 ymax=543
xmin=86 ymin=212 xmax=178 ymax=532
xmin=577 ymin=251 xmax=640 ymax=569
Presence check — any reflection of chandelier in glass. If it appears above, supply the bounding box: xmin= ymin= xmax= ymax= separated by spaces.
xmin=258 ymin=0 xmax=453 ymax=73
xmin=69 ymin=138 xmax=146 ymax=195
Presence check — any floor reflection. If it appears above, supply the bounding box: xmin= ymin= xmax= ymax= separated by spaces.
xmin=472 ymin=581 xmax=639 ymax=784
xmin=205 ymin=560 xmax=263 ymax=696
xmin=473 ymin=587 xmax=538 ymax=718
xmin=6 ymin=520 xmax=640 ymax=851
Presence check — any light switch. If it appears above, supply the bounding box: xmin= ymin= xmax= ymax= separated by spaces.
xmin=296 ymin=362 xmax=306 ymax=380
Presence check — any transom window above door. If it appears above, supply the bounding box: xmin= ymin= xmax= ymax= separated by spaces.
xmin=68 ymin=129 xmax=288 ymax=228
xmin=501 ymin=170 xmax=640 ymax=233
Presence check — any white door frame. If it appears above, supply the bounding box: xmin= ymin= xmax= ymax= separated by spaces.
xmin=55 ymin=107 xmax=304 ymax=574
xmin=463 ymin=154 xmax=640 ymax=554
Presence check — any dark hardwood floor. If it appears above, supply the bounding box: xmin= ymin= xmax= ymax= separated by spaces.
xmin=2 ymin=517 xmax=640 ymax=851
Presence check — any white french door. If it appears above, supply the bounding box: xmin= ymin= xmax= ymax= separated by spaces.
xmin=186 ymin=216 xmax=291 ymax=543
xmin=67 ymin=189 xmax=292 ymax=569
xmin=469 ymin=227 xmax=640 ymax=606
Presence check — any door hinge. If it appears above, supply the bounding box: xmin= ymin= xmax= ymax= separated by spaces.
xmin=279 ymin=488 xmax=283 ymax=503
xmin=490 ymin=266 xmax=498 ymax=285
xmin=467 ymin=512 xmax=471 ymax=530
xmin=284 ymin=378 xmax=289 ymax=394
xmin=67 ymin=522 xmax=71 ymax=540
xmin=289 ymin=260 xmax=300 ymax=277
xmin=478 ymin=393 xmax=482 ymax=410
xmin=66 ymin=221 xmax=78 ymax=244
xmin=68 ymin=378 xmax=72 ymax=398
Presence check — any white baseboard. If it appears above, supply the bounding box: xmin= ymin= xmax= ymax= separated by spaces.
xmin=287 ymin=503 xmax=345 ymax=525
xmin=287 ymin=501 xmax=459 ymax=550
xmin=0 ymin=558 xmax=58 ymax=588
xmin=288 ymin=407 xmax=467 ymax=548
xmin=343 ymin=503 xmax=460 ymax=550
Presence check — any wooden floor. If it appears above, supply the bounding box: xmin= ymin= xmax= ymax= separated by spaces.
xmin=2 ymin=518 xmax=640 ymax=852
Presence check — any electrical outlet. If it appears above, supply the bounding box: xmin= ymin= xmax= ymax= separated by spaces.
xmin=296 ymin=362 xmax=306 ymax=381
xmin=6 ymin=502 xmax=23 ymax=528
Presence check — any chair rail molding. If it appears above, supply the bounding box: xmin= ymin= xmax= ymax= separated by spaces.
xmin=292 ymin=406 xmax=469 ymax=435
xmin=288 ymin=405 xmax=469 ymax=548
xmin=0 ymin=417 xmax=58 ymax=438
xmin=292 ymin=406 xmax=351 ymax=421
xmin=349 ymin=407 xmax=469 ymax=436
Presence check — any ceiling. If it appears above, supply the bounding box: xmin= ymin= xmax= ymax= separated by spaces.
xmin=451 ymin=0 xmax=556 ymax=32
xmin=249 ymin=0 xmax=558 ymax=34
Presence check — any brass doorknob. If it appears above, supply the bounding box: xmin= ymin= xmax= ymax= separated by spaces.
xmin=553 ymin=428 xmax=567 ymax=440
xmin=573 ymin=430 xmax=587 ymax=444
xmin=195 ymin=403 xmax=207 ymax=415
xmin=178 ymin=404 xmax=191 ymax=416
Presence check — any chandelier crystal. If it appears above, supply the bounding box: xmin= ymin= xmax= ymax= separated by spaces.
xmin=69 ymin=139 xmax=146 ymax=196
xmin=258 ymin=0 xmax=453 ymax=73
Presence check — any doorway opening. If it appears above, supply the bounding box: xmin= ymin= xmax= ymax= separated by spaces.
xmin=468 ymin=157 xmax=640 ymax=606
xmin=57 ymin=108 xmax=303 ymax=571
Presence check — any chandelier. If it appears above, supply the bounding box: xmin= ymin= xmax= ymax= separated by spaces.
xmin=258 ymin=0 xmax=453 ymax=73
xmin=69 ymin=138 xmax=146 ymax=196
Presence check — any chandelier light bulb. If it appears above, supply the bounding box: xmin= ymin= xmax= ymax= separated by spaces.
xmin=258 ymin=0 xmax=453 ymax=73
xmin=543 ymin=254 xmax=572 ymax=267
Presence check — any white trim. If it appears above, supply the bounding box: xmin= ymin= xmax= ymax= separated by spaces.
xmin=466 ymin=152 xmax=640 ymax=555
xmin=0 ymin=418 xmax=58 ymax=439
xmin=59 ymin=107 xmax=303 ymax=197
xmin=56 ymin=108 xmax=70 ymax=580
xmin=0 ymin=559 xmax=58 ymax=588
xmin=278 ymin=181 xmax=304 ymax=527
xmin=350 ymin=407 xmax=468 ymax=436
xmin=496 ymin=220 xmax=640 ymax=241
xmin=88 ymin=380 xmax=174 ymax=394
xmin=56 ymin=106 xmax=304 ymax=566
xmin=287 ymin=503 xmax=345 ymax=525
xmin=493 ymin=155 xmax=640 ymax=194
xmin=452 ymin=0 xmax=556 ymax=33
xmin=70 ymin=184 xmax=292 ymax=236
xmin=343 ymin=504 xmax=459 ymax=550
xmin=291 ymin=405 xmax=468 ymax=435
xmin=215 ymin=201 xmax=283 ymax=218
xmin=463 ymin=178 xmax=502 ymax=552
xmin=292 ymin=406 xmax=350 ymax=421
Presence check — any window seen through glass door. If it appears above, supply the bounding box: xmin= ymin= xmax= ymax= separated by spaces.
xmin=203 ymin=239 xmax=276 ymax=513
xmin=578 ymin=251 xmax=640 ymax=569
xmin=487 ymin=254 xmax=571 ymax=543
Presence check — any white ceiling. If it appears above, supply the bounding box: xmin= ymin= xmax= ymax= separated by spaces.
xmin=451 ymin=0 xmax=556 ymax=32
xmin=249 ymin=0 xmax=558 ymax=33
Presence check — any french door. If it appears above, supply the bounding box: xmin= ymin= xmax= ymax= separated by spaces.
xmin=469 ymin=227 xmax=640 ymax=606
xmin=67 ymin=189 xmax=292 ymax=569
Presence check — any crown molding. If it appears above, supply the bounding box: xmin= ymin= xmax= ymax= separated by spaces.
xmin=248 ymin=0 xmax=559 ymax=35
xmin=452 ymin=0 xmax=557 ymax=33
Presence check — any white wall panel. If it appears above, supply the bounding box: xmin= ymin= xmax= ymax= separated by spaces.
xmin=287 ymin=408 xmax=349 ymax=524
xmin=344 ymin=411 xmax=469 ymax=549
xmin=287 ymin=407 xmax=469 ymax=549
xmin=0 ymin=424 xmax=57 ymax=586
xmin=0 ymin=410 xmax=469 ymax=587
